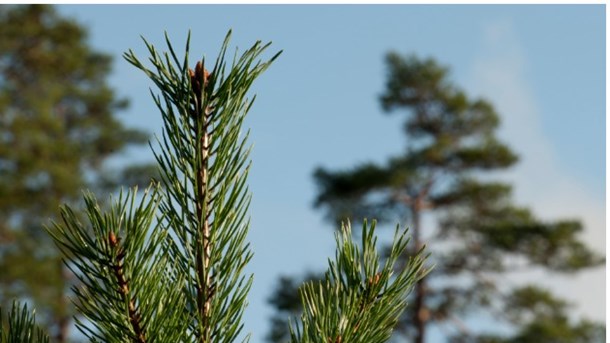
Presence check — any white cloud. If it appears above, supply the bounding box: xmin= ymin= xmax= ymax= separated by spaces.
xmin=466 ymin=19 xmax=605 ymax=321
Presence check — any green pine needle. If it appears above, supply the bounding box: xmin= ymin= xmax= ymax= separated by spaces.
xmin=0 ymin=301 xmax=50 ymax=343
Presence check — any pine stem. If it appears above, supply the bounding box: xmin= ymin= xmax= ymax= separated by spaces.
xmin=196 ymin=132 xmax=212 ymax=343
xmin=192 ymin=62 xmax=213 ymax=343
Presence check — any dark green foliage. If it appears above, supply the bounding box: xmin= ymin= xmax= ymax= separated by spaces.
xmin=267 ymin=52 xmax=604 ymax=342
xmin=0 ymin=5 xmax=152 ymax=340
xmin=457 ymin=286 xmax=605 ymax=343
xmin=502 ymin=319 xmax=605 ymax=343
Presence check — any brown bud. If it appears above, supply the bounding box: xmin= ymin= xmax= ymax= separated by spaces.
xmin=190 ymin=61 xmax=211 ymax=99
xmin=194 ymin=61 xmax=203 ymax=80
xmin=190 ymin=69 xmax=201 ymax=96
xmin=367 ymin=272 xmax=381 ymax=287
xmin=194 ymin=62 xmax=210 ymax=89
xmin=203 ymin=68 xmax=210 ymax=87
xmin=109 ymin=231 xmax=118 ymax=247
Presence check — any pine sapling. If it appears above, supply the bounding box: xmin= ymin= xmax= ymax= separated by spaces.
xmin=2 ymin=30 xmax=429 ymax=343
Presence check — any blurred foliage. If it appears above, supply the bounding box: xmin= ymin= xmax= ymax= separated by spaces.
xmin=456 ymin=286 xmax=605 ymax=343
xmin=267 ymin=53 xmax=604 ymax=342
xmin=0 ymin=5 xmax=154 ymax=341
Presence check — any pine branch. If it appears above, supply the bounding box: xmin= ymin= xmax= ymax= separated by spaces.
xmin=107 ymin=231 xmax=145 ymax=343
xmin=47 ymin=186 xmax=189 ymax=343
xmin=289 ymin=220 xmax=430 ymax=343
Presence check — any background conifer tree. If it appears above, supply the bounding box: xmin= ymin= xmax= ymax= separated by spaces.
xmin=266 ymin=53 xmax=604 ymax=343
xmin=0 ymin=5 xmax=154 ymax=341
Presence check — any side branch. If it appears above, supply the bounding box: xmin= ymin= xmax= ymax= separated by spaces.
xmin=108 ymin=232 xmax=146 ymax=343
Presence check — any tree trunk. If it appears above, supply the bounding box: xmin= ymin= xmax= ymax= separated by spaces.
xmin=55 ymin=314 xmax=69 ymax=343
xmin=414 ymin=278 xmax=426 ymax=343
xmin=56 ymin=261 xmax=69 ymax=343
xmin=411 ymin=202 xmax=427 ymax=343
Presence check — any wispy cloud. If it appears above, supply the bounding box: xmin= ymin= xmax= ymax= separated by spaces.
xmin=467 ymin=19 xmax=605 ymax=321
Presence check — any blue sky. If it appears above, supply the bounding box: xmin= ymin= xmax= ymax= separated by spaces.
xmin=57 ymin=5 xmax=605 ymax=342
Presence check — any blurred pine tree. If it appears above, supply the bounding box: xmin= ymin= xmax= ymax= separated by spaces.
xmin=266 ymin=53 xmax=605 ymax=343
xmin=0 ymin=5 xmax=153 ymax=341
